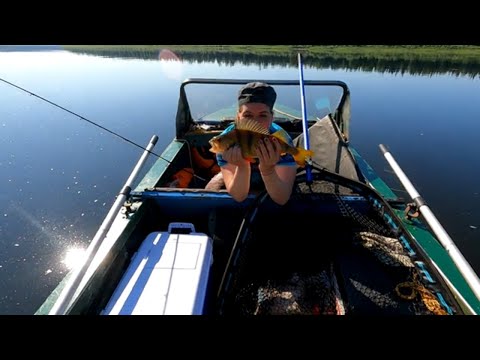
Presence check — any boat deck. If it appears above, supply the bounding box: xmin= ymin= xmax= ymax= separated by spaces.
xmin=215 ymin=206 xmax=453 ymax=315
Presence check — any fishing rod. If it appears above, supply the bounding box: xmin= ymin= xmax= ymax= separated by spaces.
xmin=297 ymin=53 xmax=313 ymax=184
xmin=0 ymin=77 xmax=205 ymax=182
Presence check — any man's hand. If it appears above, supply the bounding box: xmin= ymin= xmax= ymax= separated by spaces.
xmin=256 ymin=137 xmax=281 ymax=175
xmin=222 ymin=145 xmax=249 ymax=167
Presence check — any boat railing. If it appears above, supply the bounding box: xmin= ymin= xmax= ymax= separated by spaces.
xmin=175 ymin=78 xmax=350 ymax=140
xmin=380 ymin=144 xmax=480 ymax=305
xmin=48 ymin=135 xmax=159 ymax=315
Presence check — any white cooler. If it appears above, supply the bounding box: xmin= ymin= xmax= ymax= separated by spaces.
xmin=102 ymin=223 xmax=213 ymax=315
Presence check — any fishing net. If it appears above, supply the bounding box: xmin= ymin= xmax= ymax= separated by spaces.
xmin=217 ymin=170 xmax=456 ymax=315
xmin=233 ymin=264 xmax=346 ymax=315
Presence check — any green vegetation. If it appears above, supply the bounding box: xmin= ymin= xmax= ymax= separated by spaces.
xmin=62 ymin=45 xmax=480 ymax=60
xmin=61 ymin=45 xmax=480 ymax=77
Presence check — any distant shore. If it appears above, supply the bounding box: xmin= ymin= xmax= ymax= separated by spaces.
xmin=4 ymin=45 xmax=480 ymax=63
xmin=60 ymin=45 xmax=480 ymax=63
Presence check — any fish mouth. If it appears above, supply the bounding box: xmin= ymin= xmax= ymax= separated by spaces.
xmin=209 ymin=140 xmax=220 ymax=153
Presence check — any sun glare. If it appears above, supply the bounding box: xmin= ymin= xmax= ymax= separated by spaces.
xmin=62 ymin=247 xmax=88 ymax=270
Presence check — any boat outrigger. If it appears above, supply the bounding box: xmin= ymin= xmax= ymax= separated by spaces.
xmin=36 ymin=75 xmax=480 ymax=315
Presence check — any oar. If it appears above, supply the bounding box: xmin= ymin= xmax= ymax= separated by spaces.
xmin=380 ymin=144 xmax=480 ymax=303
xmin=49 ymin=135 xmax=159 ymax=315
xmin=297 ymin=53 xmax=313 ymax=184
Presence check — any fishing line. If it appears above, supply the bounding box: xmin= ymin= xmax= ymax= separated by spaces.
xmin=0 ymin=77 xmax=206 ymax=182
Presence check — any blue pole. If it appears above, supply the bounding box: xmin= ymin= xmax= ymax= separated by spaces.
xmin=298 ymin=53 xmax=313 ymax=183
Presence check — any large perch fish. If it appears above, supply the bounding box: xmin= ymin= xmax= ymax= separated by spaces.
xmin=208 ymin=119 xmax=314 ymax=167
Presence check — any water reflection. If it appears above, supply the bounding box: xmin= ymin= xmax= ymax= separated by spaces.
xmin=64 ymin=47 xmax=480 ymax=78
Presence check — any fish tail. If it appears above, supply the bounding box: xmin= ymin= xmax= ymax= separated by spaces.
xmin=292 ymin=148 xmax=314 ymax=167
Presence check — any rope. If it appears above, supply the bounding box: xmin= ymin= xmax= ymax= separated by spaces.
xmin=395 ymin=277 xmax=449 ymax=315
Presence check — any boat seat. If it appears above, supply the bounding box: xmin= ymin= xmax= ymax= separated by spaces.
xmin=102 ymin=223 xmax=213 ymax=315
xmin=293 ymin=115 xmax=363 ymax=182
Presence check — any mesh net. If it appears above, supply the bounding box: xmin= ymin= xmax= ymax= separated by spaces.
xmin=218 ymin=172 xmax=456 ymax=315
xmin=233 ymin=264 xmax=346 ymax=315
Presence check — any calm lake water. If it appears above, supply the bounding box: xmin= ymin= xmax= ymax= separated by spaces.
xmin=1 ymin=47 xmax=479 ymax=315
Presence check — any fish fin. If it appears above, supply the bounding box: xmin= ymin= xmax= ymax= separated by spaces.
xmin=292 ymin=148 xmax=314 ymax=167
xmin=271 ymin=128 xmax=291 ymax=144
xmin=235 ymin=118 xmax=270 ymax=135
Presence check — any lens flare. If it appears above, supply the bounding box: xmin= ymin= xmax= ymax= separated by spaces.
xmin=159 ymin=49 xmax=183 ymax=80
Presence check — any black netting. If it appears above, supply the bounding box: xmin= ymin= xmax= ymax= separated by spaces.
xmin=217 ymin=172 xmax=456 ymax=315
xmin=232 ymin=264 xmax=346 ymax=315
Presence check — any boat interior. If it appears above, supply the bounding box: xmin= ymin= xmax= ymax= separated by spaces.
xmin=101 ymin=115 xmax=460 ymax=315
xmin=93 ymin=166 xmax=460 ymax=315
xmin=59 ymin=80 xmax=464 ymax=316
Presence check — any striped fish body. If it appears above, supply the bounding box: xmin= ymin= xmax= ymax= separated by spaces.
xmin=209 ymin=119 xmax=314 ymax=167
xmin=236 ymin=129 xmax=293 ymax=159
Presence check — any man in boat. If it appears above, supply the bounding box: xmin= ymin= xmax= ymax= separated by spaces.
xmin=210 ymin=82 xmax=297 ymax=205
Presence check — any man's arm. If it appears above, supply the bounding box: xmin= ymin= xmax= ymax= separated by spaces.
xmin=259 ymin=165 xmax=296 ymax=205
xmin=257 ymin=137 xmax=297 ymax=205
xmin=220 ymin=146 xmax=251 ymax=202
